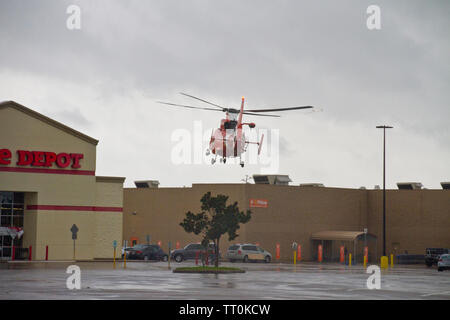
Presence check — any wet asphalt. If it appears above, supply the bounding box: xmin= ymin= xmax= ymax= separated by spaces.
xmin=0 ymin=260 xmax=449 ymax=300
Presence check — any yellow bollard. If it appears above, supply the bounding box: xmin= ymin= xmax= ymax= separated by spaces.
xmin=390 ymin=254 xmax=394 ymax=268
xmin=293 ymin=251 xmax=296 ymax=265
xmin=349 ymin=253 xmax=352 ymax=267
xmin=380 ymin=256 xmax=388 ymax=269
xmin=363 ymin=255 xmax=367 ymax=268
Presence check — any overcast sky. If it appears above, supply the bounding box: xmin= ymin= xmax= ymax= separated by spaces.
xmin=1 ymin=0 xmax=449 ymax=189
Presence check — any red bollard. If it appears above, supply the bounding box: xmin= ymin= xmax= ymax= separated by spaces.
xmin=276 ymin=243 xmax=280 ymax=260
xmin=340 ymin=245 xmax=345 ymax=263
xmin=12 ymin=246 xmax=15 ymax=261
xmin=45 ymin=245 xmax=48 ymax=261
xmin=28 ymin=246 xmax=32 ymax=261
xmin=195 ymin=251 xmax=199 ymax=265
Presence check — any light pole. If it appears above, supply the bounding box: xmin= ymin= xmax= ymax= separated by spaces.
xmin=376 ymin=125 xmax=393 ymax=257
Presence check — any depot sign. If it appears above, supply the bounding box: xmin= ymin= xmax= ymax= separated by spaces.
xmin=0 ymin=148 xmax=83 ymax=169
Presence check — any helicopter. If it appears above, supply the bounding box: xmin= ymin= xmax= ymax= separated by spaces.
xmin=157 ymin=93 xmax=314 ymax=167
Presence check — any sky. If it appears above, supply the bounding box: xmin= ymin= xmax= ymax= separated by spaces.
xmin=1 ymin=0 xmax=449 ymax=189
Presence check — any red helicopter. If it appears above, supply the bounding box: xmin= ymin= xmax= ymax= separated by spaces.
xmin=157 ymin=93 xmax=314 ymax=167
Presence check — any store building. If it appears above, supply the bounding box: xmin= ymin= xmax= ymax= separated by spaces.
xmin=123 ymin=178 xmax=450 ymax=262
xmin=0 ymin=101 xmax=124 ymax=261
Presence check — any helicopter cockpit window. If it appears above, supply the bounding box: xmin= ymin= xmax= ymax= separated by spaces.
xmin=224 ymin=120 xmax=237 ymax=130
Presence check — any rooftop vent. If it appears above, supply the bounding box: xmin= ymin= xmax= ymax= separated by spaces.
xmin=252 ymin=174 xmax=292 ymax=185
xmin=299 ymin=183 xmax=325 ymax=187
xmin=441 ymin=182 xmax=450 ymax=190
xmin=397 ymin=182 xmax=423 ymax=190
xmin=134 ymin=180 xmax=160 ymax=188
xmin=374 ymin=185 xmax=380 ymax=189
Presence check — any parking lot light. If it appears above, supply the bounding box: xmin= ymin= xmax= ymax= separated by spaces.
xmin=376 ymin=125 xmax=393 ymax=258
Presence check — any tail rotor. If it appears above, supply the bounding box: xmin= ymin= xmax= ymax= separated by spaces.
xmin=257 ymin=133 xmax=264 ymax=155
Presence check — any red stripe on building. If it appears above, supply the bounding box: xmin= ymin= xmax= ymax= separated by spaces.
xmin=0 ymin=166 xmax=95 ymax=176
xmin=27 ymin=205 xmax=122 ymax=212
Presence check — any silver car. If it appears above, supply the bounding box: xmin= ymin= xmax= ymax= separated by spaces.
xmin=226 ymin=244 xmax=272 ymax=263
xmin=438 ymin=254 xmax=450 ymax=271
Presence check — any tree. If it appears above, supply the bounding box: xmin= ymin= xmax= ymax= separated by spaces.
xmin=180 ymin=192 xmax=252 ymax=267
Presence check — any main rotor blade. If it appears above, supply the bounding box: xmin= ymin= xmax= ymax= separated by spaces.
xmin=246 ymin=106 xmax=314 ymax=112
xmin=156 ymin=101 xmax=224 ymax=112
xmin=179 ymin=92 xmax=225 ymax=110
xmin=243 ymin=112 xmax=280 ymax=118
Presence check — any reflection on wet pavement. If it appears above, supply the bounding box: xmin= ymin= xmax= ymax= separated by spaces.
xmin=0 ymin=261 xmax=449 ymax=299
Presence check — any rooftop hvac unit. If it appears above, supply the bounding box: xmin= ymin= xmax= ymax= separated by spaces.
xmin=134 ymin=180 xmax=160 ymax=188
xmin=252 ymin=174 xmax=292 ymax=185
xmin=396 ymin=182 xmax=423 ymax=190
xmin=299 ymin=183 xmax=325 ymax=187
xmin=441 ymin=182 xmax=450 ymax=190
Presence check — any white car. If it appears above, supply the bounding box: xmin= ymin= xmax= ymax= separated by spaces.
xmin=226 ymin=244 xmax=272 ymax=263
xmin=437 ymin=254 xmax=450 ymax=271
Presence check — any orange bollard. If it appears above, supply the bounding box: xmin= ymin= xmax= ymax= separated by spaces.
xmin=176 ymin=241 xmax=180 ymax=249
xmin=297 ymin=245 xmax=302 ymax=262
xmin=340 ymin=246 xmax=345 ymax=263
xmin=318 ymin=244 xmax=323 ymax=262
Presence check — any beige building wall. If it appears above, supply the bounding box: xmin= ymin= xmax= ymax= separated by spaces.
xmin=123 ymin=184 xmax=247 ymax=254
xmin=123 ymin=184 xmax=450 ymax=262
xmin=123 ymin=184 xmax=370 ymax=261
xmin=0 ymin=101 xmax=124 ymax=260
xmin=367 ymin=190 xmax=450 ymax=257
xmin=244 ymin=185 xmax=369 ymax=261
xmin=94 ymin=177 xmax=125 ymax=259
xmin=35 ymin=210 xmax=96 ymax=260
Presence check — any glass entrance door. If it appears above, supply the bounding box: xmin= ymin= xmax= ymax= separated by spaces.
xmin=0 ymin=191 xmax=24 ymax=260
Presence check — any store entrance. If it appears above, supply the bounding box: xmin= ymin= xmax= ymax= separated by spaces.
xmin=0 ymin=191 xmax=24 ymax=260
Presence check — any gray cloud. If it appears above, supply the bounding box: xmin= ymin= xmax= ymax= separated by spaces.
xmin=0 ymin=0 xmax=448 ymax=188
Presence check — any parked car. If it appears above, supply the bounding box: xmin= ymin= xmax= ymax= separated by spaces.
xmin=127 ymin=244 xmax=168 ymax=261
xmin=170 ymin=243 xmax=219 ymax=263
xmin=438 ymin=254 xmax=450 ymax=271
xmin=425 ymin=248 xmax=449 ymax=267
xmin=226 ymin=244 xmax=272 ymax=263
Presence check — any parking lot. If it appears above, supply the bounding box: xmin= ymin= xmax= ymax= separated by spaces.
xmin=1 ymin=260 xmax=449 ymax=300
